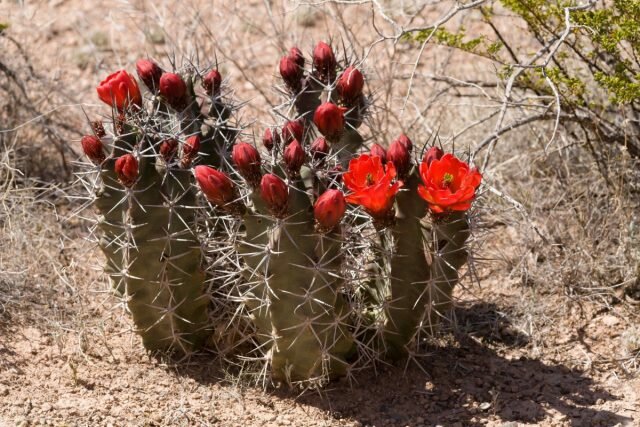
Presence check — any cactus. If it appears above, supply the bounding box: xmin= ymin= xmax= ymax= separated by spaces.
xmin=79 ymin=44 xmax=482 ymax=386
xmin=80 ymin=63 xmax=240 ymax=354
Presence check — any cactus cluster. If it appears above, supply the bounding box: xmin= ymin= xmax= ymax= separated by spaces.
xmin=78 ymin=41 xmax=482 ymax=387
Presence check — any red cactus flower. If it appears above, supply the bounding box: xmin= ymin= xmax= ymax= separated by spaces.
xmin=260 ymin=173 xmax=289 ymax=217
xmin=314 ymin=189 xmax=346 ymax=231
xmin=115 ymin=154 xmax=138 ymax=186
xmin=194 ymin=165 xmax=236 ymax=207
xmin=159 ymin=138 xmax=179 ymax=162
xmin=283 ymin=139 xmax=305 ymax=175
xmin=135 ymin=59 xmax=163 ymax=93
xmin=386 ymin=139 xmax=411 ymax=178
xmin=159 ymin=72 xmax=187 ymax=110
xmin=369 ymin=143 xmax=387 ymax=164
xmin=96 ymin=70 xmax=142 ymax=111
xmin=422 ymin=146 xmax=443 ymax=166
xmin=203 ymin=69 xmax=222 ymax=96
xmin=395 ymin=134 xmax=413 ymax=152
xmin=313 ymin=102 xmax=347 ymax=141
xmin=310 ymin=137 xmax=330 ymax=162
xmin=81 ymin=135 xmax=105 ymax=164
xmin=313 ymin=41 xmax=337 ymax=81
xmin=282 ymin=119 xmax=305 ymax=144
xmin=417 ymin=153 xmax=482 ymax=214
xmin=232 ymin=142 xmax=262 ymax=186
xmin=343 ymin=154 xmax=402 ymax=218
xmin=337 ymin=66 xmax=364 ymax=102
xmin=262 ymin=128 xmax=278 ymax=151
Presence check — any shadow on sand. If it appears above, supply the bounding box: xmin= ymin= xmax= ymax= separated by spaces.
xmin=283 ymin=302 xmax=635 ymax=426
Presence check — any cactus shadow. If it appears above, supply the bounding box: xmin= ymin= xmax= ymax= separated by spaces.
xmin=293 ymin=302 xmax=633 ymax=427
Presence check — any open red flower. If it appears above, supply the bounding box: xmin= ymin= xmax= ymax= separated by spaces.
xmin=417 ymin=153 xmax=482 ymax=214
xmin=343 ymin=154 xmax=402 ymax=218
xmin=96 ymin=70 xmax=142 ymax=111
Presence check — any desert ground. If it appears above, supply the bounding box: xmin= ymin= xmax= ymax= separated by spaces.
xmin=1 ymin=1 xmax=639 ymax=426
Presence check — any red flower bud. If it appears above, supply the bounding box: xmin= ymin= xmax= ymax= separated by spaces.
xmin=279 ymin=55 xmax=303 ymax=92
xmin=232 ymin=142 xmax=262 ymax=186
xmin=203 ymin=69 xmax=222 ymax=96
xmin=96 ymin=70 xmax=142 ymax=111
xmin=159 ymin=72 xmax=187 ymax=110
xmin=313 ymin=41 xmax=337 ymax=82
xmin=310 ymin=137 xmax=330 ymax=162
xmin=114 ymin=154 xmax=138 ymax=186
xmin=396 ymin=134 xmax=413 ymax=152
xmin=369 ymin=143 xmax=387 ymax=164
xmin=260 ymin=173 xmax=289 ymax=217
xmin=135 ymin=59 xmax=163 ymax=93
xmin=422 ymin=146 xmax=444 ymax=166
xmin=313 ymin=102 xmax=346 ymax=141
xmin=282 ymin=119 xmax=305 ymax=144
xmin=194 ymin=165 xmax=236 ymax=207
xmin=289 ymin=47 xmax=305 ymax=69
xmin=337 ymin=66 xmax=364 ymax=103
xmin=387 ymin=139 xmax=411 ymax=178
xmin=159 ymin=138 xmax=179 ymax=162
xmin=283 ymin=139 xmax=305 ymax=175
xmin=262 ymin=128 xmax=279 ymax=151
xmin=81 ymin=135 xmax=105 ymax=164
xmin=183 ymin=135 xmax=200 ymax=157
xmin=314 ymin=189 xmax=346 ymax=232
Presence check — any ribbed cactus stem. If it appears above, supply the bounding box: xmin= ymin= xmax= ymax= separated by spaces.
xmin=93 ymin=128 xmax=210 ymax=353
xmin=239 ymin=179 xmax=354 ymax=384
xmin=381 ymin=172 xmax=431 ymax=359
xmin=427 ymin=211 xmax=470 ymax=327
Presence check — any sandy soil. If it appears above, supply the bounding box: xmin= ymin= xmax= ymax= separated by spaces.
xmin=1 ymin=1 xmax=638 ymax=426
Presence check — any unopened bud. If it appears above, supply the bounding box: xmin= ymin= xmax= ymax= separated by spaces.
xmin=262 ymin=128 xmax=279 ymax=151
xmin=203 ymin=69 xmax=222 ymax=96
xmin=422 ymin=146 xmax=444 ymax=166
xmin=314 ymin=189 xmax=346 ymax=232
xmin=279 ymin=55 xmax=303 ymax=92
xmin=260 ymin=174 xmax=289 ymax=217
xmin=282 ymin=119 xmax=305 ymax=144
xmin=313 ymin=102 xmax=346 ymax=141
xmin=396 ymin=134 xmax=413 ymax=152
xmin=310 ymin=137 xmax=329 ymax=162
xmin=181 ymin=135 xmax=200 ymax=167
xmin=159 ymin=72 xmax=187 ymax=110
xmin=387 ymin=139 xmax=411 ymax=178
xmin=369 ymin=143 xmax=387 ymax=164
xmin=115 ymin=154 xmax=138 ymax=186
xmin=194 ymin=165 xmax=237 ymax=208
xmin=336 ymin=66 xmax=364 ymax=103
xmin=232 ymin=142 xmax=262 ymax=187
xmin=283 ymin=139 xmax=305 ymax=176
xmin=81 ymin=135 xmax=105 ymax=164
xmin=159 ymin=138 xmax=179 ymax=162
xmin=313 ymin=41 xmax=337 ymax=83
xmin=136 ymin=59 xmax=163 ymax=93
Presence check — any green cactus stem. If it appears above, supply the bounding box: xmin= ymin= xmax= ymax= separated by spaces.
xmin=238 ymin=178 xmax=354 ymax=384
